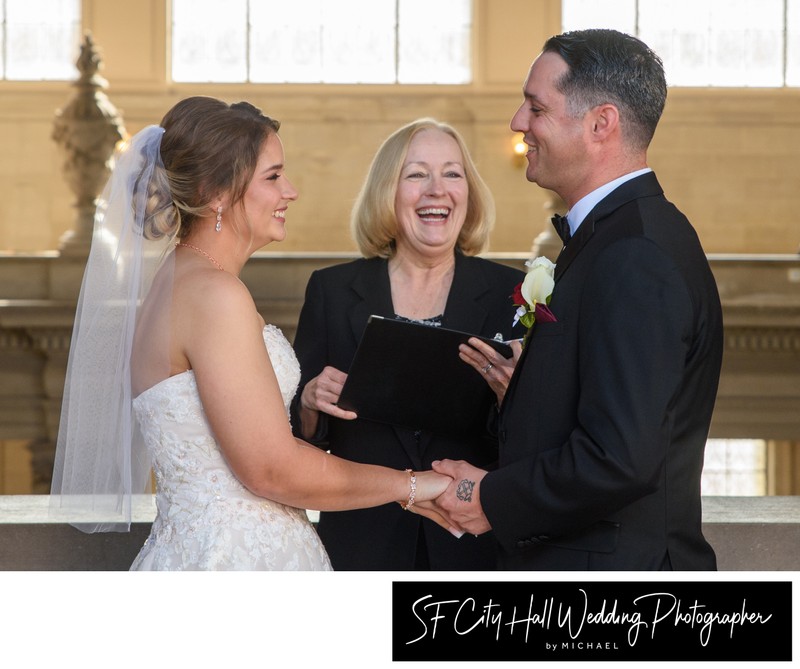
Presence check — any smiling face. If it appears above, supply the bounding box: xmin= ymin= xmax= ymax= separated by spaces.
xmin=510 ymin=51 xmax=592 ymax=206
xmin=238 ymin=133 xmax=298 ymax=247
xmin=393 ymin=128 xmax=468 ymax=262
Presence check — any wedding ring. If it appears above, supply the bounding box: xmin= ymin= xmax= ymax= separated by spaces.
xmin=482 ymin=363 xmax=493 ymax=373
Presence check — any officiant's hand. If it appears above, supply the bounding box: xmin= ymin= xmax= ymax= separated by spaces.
xmin=431 ymin=459 xmax=492 ymax=536
xmin=459 ymin=337 xmax=522 ymax=406
xmin=297 ymin=366 xmax=357 ymax=440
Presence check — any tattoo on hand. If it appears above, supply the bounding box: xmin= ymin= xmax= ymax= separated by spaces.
xmin=456 ymin=479 xmax=475 ymax=502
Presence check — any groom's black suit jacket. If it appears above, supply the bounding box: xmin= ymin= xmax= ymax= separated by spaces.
xmin=481 ymin=172 xmax=723 ymax=570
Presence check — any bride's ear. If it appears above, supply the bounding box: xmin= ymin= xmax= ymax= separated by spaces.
xmin=211 ymin=193 xmax=233 ymax=213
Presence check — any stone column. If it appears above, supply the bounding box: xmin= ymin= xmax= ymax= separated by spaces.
xmin=530 ymin=191 xmax=567 ymax=263
xmin=52 ymin=32 xmax=127 ymax=257
xmin=768 ymin=440 xmax=800 ymax=495
xmin=27 ymin=325 xmax=73 ymax=492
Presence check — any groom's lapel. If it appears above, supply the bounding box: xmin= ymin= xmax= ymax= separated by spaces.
xmin=504 ymin=199 xmax=599 ymax=408
xmin=501 ymin=320 xmax=538 ymax=412
xmin=553 ymin=212 xmax=596 ymax=282
xmin=503 ymin=207 xmax=597 ymax=407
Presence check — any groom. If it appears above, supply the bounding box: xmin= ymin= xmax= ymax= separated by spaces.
xmin=430 ymin=29 xmax=723 ymax=570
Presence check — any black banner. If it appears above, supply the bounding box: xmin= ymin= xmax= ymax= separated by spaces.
xmin=392 ymin=580 xmax=792 ymax=662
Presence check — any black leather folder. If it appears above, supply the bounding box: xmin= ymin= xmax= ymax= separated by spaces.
xmin=337 ymin=315 xmax=513 ymax=436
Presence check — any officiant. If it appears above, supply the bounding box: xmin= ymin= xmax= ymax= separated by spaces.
xmin=290 ymin=118 xmax=525 ymax=570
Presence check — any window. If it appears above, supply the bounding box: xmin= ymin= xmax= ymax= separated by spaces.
xmin=701 ymin=439 xmax=767 ymax=495
xmin=1 ymin=0 xmax=80 ymax=80
xmin=171 ymin=0 xmax=472 ymax=84
xmin=562 ymin=0 xmax=800 ymax=87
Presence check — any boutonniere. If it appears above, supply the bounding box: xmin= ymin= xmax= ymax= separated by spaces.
xmin=511 ymin=256 xmax=557 ymax=336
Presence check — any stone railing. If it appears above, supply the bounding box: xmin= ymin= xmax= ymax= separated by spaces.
xmin=1 ymin=494 xmax=797 ymax=570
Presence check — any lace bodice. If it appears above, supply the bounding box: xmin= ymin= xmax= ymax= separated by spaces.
xmin=129 ymin=324 xmax=331 ymax=571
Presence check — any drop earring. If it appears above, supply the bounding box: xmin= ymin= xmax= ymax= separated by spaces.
xmin=215 ymin=206 xmax=222 ymax=232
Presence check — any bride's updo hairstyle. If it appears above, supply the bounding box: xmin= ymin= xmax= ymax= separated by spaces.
xmin=143 ymin=96 xmax=281 ymax=240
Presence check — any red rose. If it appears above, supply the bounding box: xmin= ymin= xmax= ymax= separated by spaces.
xmin=511 ymin=282 xmax=525 ymax=306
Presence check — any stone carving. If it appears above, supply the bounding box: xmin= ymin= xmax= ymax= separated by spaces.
xmin=52 ymin=32 xmax=127 ymax=256
xmin=530 ymin=191 xmax=567 ymax=263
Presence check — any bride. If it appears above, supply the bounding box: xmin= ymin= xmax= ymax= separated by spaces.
xmin=50 ymin=96 xmax=453 ymax=570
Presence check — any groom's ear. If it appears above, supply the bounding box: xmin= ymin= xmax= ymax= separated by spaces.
xmin=588 ymin=103 xmax=620 ymax=143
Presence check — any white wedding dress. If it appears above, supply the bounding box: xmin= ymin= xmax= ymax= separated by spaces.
xmin=129 ymin=324 xmax=332 ymax=571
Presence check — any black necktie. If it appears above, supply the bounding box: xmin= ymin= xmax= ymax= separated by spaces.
xmin=551 ymin=214 xmax=571 ymax=245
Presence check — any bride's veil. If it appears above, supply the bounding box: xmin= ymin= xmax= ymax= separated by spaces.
xmin=50 ymin=125 xmax=176 ymax=532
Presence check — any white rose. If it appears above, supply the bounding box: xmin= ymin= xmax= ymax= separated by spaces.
xmin=521 ymin=256 xmax=555 ymax=307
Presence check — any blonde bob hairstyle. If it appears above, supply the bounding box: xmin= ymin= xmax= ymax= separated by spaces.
xmin=350 ymin=118 xmax=495 ymax=259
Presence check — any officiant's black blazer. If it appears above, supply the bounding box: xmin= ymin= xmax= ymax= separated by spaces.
xmin=481 ymin=172 xmax=723 ymax=570
xmin=290 ymin=252 xmax=524 ymax=570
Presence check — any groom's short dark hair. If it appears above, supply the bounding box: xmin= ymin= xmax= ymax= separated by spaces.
xmin=543 ymin=28 xmax=667 ymax=151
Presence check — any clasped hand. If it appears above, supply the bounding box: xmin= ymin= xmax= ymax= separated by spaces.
xmin=403 ymin=460 xmax=491 ymax=537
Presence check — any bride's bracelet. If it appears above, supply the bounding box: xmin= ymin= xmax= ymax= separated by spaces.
xmin=400 ymin=469 xmax=417 ymax=510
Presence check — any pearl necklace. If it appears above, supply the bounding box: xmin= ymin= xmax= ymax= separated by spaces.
xmin=176 ymin=242 xmax=224 ymax=271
